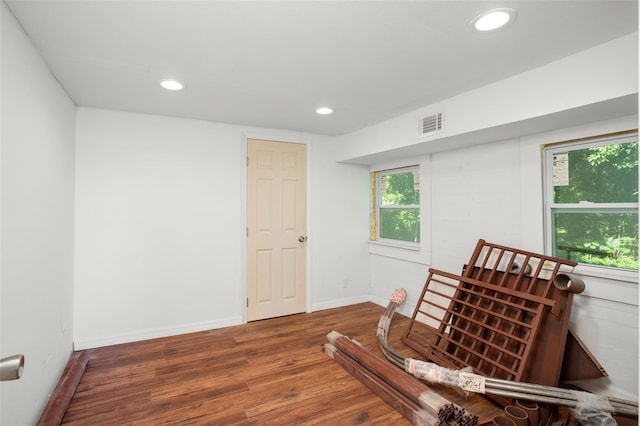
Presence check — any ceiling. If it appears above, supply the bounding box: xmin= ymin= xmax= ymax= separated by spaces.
xmin=5 ymin=1 xmax=638 ymax=136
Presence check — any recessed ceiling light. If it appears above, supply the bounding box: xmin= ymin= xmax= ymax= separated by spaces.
xmin=471 ymin=8 xmax=516 ymax=32
xmin=160 ymin=79 xmax=184 ymax=91
xmin=316 ymin=107 xmax=333 ymax=115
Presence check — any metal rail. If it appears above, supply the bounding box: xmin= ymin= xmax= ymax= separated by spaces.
xmin=377 ymin=292 xmax=638 ymax=419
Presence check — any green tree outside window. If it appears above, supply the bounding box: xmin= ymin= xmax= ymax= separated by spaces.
xmin=549 ymin=139 xmax=638 ymax=270
xmin=378 ymin=168 xmax=420 ymax=243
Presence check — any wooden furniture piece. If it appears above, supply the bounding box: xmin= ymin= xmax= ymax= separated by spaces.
xmin=405 ymin=268 xmax=555 ymax=383
xmin=402 ymin=239 xmax=606 ymax=395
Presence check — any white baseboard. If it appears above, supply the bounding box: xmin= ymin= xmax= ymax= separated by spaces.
xmin=74 ymin=297 xmax=402 ymax=350
xmin=75 ymin=297 xmax=407 ymax=350
xmin=73 ymin=316 xmax=243 ymax=350
xmin=367 ymin=295 xmax=390 ymax=308
xmin=311 ymin=295 xmax=371 ymax=312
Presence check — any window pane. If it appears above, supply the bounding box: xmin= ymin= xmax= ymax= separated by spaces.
xmin=381 ymin=171 xmax=420 ymax=206
xmin=380 ymin=208 xmax=420 ymax=242
xmin=553 ymin=141 xmax=638 ymax=203
xmin=552 ymin=210 xmax=638 ymax=269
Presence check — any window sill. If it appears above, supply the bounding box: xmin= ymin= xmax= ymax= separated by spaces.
xmin=570 ymin=263 xmax=638 ymax=306
xmin=368 ymin=239 xmax=430 ymax=265
xmin=369 ymin=239 xmax=420 ymax=250
xmin=573 ymin=263 xmax=638 ymax=284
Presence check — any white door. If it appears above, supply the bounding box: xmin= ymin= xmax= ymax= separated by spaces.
xmin=247 ymin=139 xmax=306 ymax=321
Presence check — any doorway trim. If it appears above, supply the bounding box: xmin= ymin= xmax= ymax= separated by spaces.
xmin=240 ymin=132 xmax=312 ymax=323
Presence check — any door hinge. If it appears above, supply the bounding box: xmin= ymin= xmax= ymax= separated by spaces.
xmin=246 ymin=227 xmax=249 ymax=237
xmin=246 ymin=297 xmax=249 ymax=307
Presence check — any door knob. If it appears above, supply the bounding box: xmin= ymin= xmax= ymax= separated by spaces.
xmin=298 ymin=236 xmax=307 ymax=243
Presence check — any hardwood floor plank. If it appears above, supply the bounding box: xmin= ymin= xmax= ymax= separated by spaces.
xmin=62 ymin=389 xmax=152 ymax=424
xmin=60 ymin=302 xmax=496 ymax=425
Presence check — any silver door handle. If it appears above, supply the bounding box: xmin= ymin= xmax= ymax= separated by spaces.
xmin=0 ymin=354 xmax=24 ymax=381
xmin=298 ymin=236 xmax=307 ymax=243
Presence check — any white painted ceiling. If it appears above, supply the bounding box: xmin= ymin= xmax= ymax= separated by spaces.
xmin=5 ymin=1 xmax=638 ymax=136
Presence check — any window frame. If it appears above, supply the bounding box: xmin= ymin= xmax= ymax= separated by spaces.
xmin=371 ymin=164 xmax=421 ymax=247
xmin=542 ymin=131 xmax=638 ymax=278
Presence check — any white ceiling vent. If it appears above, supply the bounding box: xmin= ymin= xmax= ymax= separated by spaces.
xmin=417 ymin=112 xmax=443 ymax=138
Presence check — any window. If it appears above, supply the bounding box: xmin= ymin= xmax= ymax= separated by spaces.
xmin=371 ymin=166 xmax=420 ymax=244
xmin=543 ymin=133 xmax=638 ymax=271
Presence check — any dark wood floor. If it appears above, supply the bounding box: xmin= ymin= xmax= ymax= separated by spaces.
xmin=62 ymin=303 xmax=418 ymax=425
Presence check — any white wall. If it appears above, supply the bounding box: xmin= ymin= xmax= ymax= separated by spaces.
xmin=1 ymin=3 xmax=77 ymax=425
xmin=74 ymin=109 xmax=244 ymax=347
xmin=335 ymin=31 xmax=638 ymax=399
xmin=74 ymin=108 xmax=371 ymax=349
xmin=307 ymin=135 xmax=372 ymax=310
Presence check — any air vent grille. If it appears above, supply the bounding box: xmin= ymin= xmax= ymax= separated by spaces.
xmin=417 ymin=112 xmax=443 ymax=137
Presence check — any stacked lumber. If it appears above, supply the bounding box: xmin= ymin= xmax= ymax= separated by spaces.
xmin=325 ymin=330 xmax=479 ymax=426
